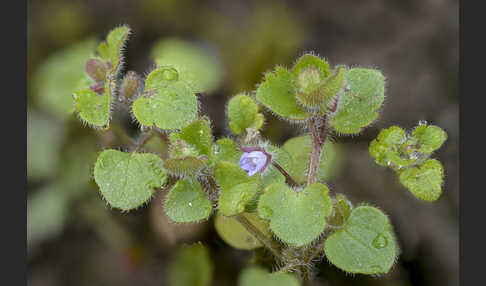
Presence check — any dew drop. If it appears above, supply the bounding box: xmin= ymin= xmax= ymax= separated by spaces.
xmin=372 ymin=233 xmax=388 ymax=249
xmin=188 ymin=202 xmax=193 ymax=207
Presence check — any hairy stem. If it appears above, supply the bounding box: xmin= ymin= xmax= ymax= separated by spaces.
xmin=235 ymin=214 xmax=283 ymax=262
xmin=307 ymin=117 xmax=322 ymax=185
xmin=272 ymin=161 xmax=300 ymax=188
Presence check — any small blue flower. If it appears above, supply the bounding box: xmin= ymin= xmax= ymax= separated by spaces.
xmin=239 ymin=147 xmax=271 ymax=176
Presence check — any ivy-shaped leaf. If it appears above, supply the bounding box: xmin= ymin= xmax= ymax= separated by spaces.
xmin=330 ymin=68 xmax=385 ymax=134
xmin=214 ymin=211 xmax=271 ymax=250
xmin=151 ymin=38 xmax=223 ymax=93
xmin=324 ymin=205 xmax=399 ymax=274
xmin=238 ymin=267 xmax=301 ymax=286
xmin=282 ymin=135 xmax=340 ymax=184
xmin=214 ymin=162 xmax=260 ymax=216
xmin=398 ymin=159 xmax=444 ymax=201
xmin=168 ymin=243 xmax=213 ymax=286
xmin=292 ymin=53 xmax=330 ymax=84
xmin=256 ymin=66 xmax=309 ymax=121
xmin=93 ymin=149 xmax=167 ymax=211
xmin=72 ymin=79 xmax=113 ymax=128
xmin=369 ymin=126 xmax=415 ymax=169
xmin=132 ymin=67 xmax=198 ymax=130
xmin=227 ymin=93 xmax=264 ymax=135
xmin=257 ymin=182 xmax=332 ymax=247
xmin=171 ymin=118 xmax=214 ymax=159
xmin=98 ymin=25 xmax=130 ymax=76
xmin=164 ymin=178 xmax=212 ymax=223
xmin=410 ymin=123 xmax=447 ymax=154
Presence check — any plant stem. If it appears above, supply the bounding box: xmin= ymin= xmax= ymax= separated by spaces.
xmin=235 ymin=214 xmax=283 ymax=262
xmin=306 ymin=113 xmax=330 ymax=186
xmin=271 ymin=161 xmax=300 ymax=188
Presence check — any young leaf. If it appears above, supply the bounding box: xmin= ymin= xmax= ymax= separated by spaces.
xmin=327 ymin=194 xmax=353 ymax=228
xmin=410 ymin=123 xmax=447 ymax=154
xmin=99 ymin=25 xmax=130 ymax=75
xmin=168 ymin=243 xmax=213 ymax=286
xmin=292 ymin=53 xmax=330 ymax=83
xmin=324 ymin=206 xmax=399 ymax=275
xmin=330 ymin=68 xmax=385 ymax=134
xmin=171 ymin=118 xmax=214 ymax=158
xmin=257 ymin=182 xmax=333 ymax=247
xmin=72 ymin=79 xmax=113 ymax=127
xmin=214 ymin=211 xmax=271 ymax=250
xmin=238 ymin=266 xmax=301 ymax=286
xmin=318 ymin=65 xmax=346 ymax=110
xmin=93 ymin=150 xmax=167 ymax=211
xmin=227 ymin=93 xmax=264 ymax=135
xmin=151 ymin=38 xmax=223 ymax=93
xmin=260 ymin=145 xmax=293 ymax=187
xmin=398 ymin=159 xmax=444 ymax=201
xmin=132 ymin=69 xmax=198 ymax=130
xmin=282 ymin=135 xmax=340 ymax=184
xmin=214 ymin=161 xmax=260 ymax=216
xmin=256 ymin=67 xmax=309 ymax=121
xmin=369 ymin=126 xmax=414 ymax=168
xmin=164 ymin=178 xmax=212 ymax=223
xmin=163 ymin=157 xmax=207 ymax=177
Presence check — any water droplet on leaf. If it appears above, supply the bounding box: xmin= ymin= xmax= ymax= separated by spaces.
xmin=372 ymin=233 xmax=388 ymax=249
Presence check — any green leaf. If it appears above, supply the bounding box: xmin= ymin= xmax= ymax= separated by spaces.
xmin=164 ymin=178 xmax=212 ymax=222
xmin=227 ymin=93 xmax=264 ymax=135
xmin=172 ymin=118 xmax=214 ymax=158
xmin=282 ymin=135 xmax=340 ymax=184
xmin=369 ymin=126 xmax=414 ymax=168
xmin=398 ymin=159 xmax=444 ymax=201
xmin=261 ymin=145 xmax=293 ymax=187
xmin=330 ymin=68 xmax=385 ymax=134
xmin=318 ymin=65 xmax=346 ymax=110
xmin=168 ymin=243 xmax=213 ymax=286
xmin=214 ymin=138 xmax=243 ymax=164
xmin=292 ymin=54 xmax=330 ymax=84
xmin=323 ymin=205 xmax=399 ymax=274
xmin=214 ymin=161 xmax=260 ymax=216
xmin=410 ymin=123 xmax=447 ymax=154
xmin=32 ymin=38 xmax=97 ymax=118
xmin=257 ymin=182 xmax=332 ymax=247
xmin=238 ymin=267 xmax=301 ymax=286
xmin=214 ymin=211 xmax=271 ymax=250
xmin=72 ymin=80 xmax=112 ymax=127
xmin=163 ymin=157 xmax=207 ymax=177
xmin=132 ymin=70 xmax=198 ymax=130
xmin=101 ymin=25 xmax=130 ymax=75
xmin=151 ymin=38 xmax=223 ymax=93
xmin=93 ymin=149 xmax=167 ymax=211
xmin=327 ymin=194 xmax=353 ymax=228
xmin=256 ymin=66 xmax=309 ymax=121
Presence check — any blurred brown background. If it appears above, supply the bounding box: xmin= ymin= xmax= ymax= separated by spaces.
xmin=27 ymin=0 xmax=458 ymax=285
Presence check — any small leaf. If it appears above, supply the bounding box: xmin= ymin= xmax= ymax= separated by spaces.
xmin=256 ymin=66 xmax=309 ymax=121
xmin=72 ymin=79 xmax=112 ymax=127
xmin=168 ymin=243 xmax=213 ymax=286
xmin=163 ymin=157 xmax=207 ymax=177
xmin=318 ymin=65 xmax=346 ymax=110
xmin=93 ymin=150 xmax=167 ymax=211
xmin=369 ymin=126 xmax=413 ymax=168
xmin=292 ymin=54 xmax=330 ymax=83
xmin=261 ymin=145 xmax=293 ymax=187
xmin=164 ymin=178 xmax=212 ymax=222
xmin=85 ymin=58 xmax=107 ymax=82
xmin=238 ymin=266 xmax=301 ymax=286
xmin=214 ymin=211 xmax=271 ymax=250
xmin=282 ymin=135 xmax=340 ymax=184
xmin=132 ymin=74 xmax=198 ymax=129
xmin=330 ymin=68 xmax=385 ymax=134
xmin=151 ymin=38 xmax=223 ymax=93
xmin=327 ymin=194 xmax=353 ymax=228
xmin=410 ymin=123 xmax=447 ymax=154
xmin=398 ymin=159 xmax=444 ymax=201
xmin=324 ymin=205 xmax=399 ymax=274
xmin=172 ymin=118 xmax=214 ymax=158
xmin=257 ymin=182 xmax=333 ymax=247
xmin=227 ymin=93 xmax=264 ymax=135
xmin=120 ymin=71 xmax=141 ymax=101
xmin=214 ymin=138 xmax=243 ymax=164
xmin=101 ymin=25 xmax=130 ymax=75
xmin=214 ymin=161 xmax=260 ymax=216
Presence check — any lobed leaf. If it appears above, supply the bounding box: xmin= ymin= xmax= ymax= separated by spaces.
xmin=398 ymin=159 xmax=444 ymax=202
xmin=214 ymin=138 xmax=243 ymax=164
xmin=171 ymin=119 xmax=214 ymax=158
xmin=330 ymin=68 xmax=385 ymax=134
xmin=410 ymin=123 xmax=447 ymax=154
xmin=100 ymin=25 xmax=130 ymax=75
xmin=257 ymin=182 xmax=332 ymax=247
xmin=93 ymin=149 xmax=167 ymax=211
xmin=227 ymin=93 xmax=264 ymax=135
xmin=72 ymin=79 xmax=112 ymax=127
xmin=324 ymin=206 xmax=399 ymax=274
xmin=164 ymin=178 xmax=213 ymax=223
xmin=256 ymin=67 xmax=309 ymax=121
